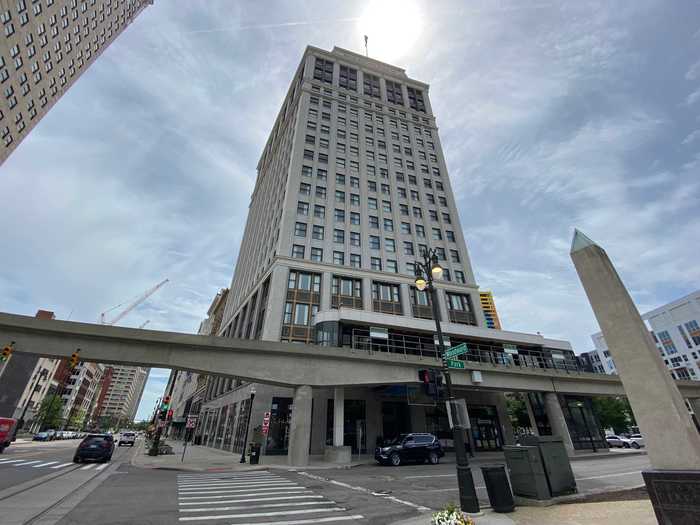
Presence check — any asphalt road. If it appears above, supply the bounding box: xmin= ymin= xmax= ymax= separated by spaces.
xmin=1 ymin=442 xmax=652 ymax=525
xmin=0 ymin=439 xmax=87 ymax=488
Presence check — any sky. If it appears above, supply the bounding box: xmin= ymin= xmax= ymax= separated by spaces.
xmin=1 ymin=0 xmax=699 ymax=421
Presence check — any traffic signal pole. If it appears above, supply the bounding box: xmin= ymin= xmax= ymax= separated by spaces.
xmin=149 ymin=371 xmax=177 ymax=456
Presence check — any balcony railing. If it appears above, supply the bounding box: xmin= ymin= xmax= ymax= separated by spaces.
xmin=347 ymin=328 xmax=583 ymax=374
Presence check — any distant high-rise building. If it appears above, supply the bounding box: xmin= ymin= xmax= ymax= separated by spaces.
xmin=96 ymin=365 xmax=149 ymax=424
xmin=0 ymin=0 xmax=153 ymax=165
xmin=479 ymin=291 xmax=501 ymax=329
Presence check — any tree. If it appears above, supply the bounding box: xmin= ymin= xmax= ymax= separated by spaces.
xmin=67 ymin=409 xmax=86 ymax=430
xmin=591 ymin=397 xmax=636 ymax=434
xmin=37 ymin=394 xmax=63 ymax=430
xmin=506 ymin=394 xmax=532 ymax=430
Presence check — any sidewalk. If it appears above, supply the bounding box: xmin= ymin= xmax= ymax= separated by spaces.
xmin=130 ymin=439 xmax=370 ymax=472
xmin=390 ymin=500 xmax=656 ymax=525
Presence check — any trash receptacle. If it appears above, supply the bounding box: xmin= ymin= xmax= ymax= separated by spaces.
xmin=249 ymin=443 xmax=261 ymax=465
xmin=481 ymin=464 xmax=515 ymax=513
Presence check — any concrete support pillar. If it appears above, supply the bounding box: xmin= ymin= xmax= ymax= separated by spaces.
xmin=436 ymin=288 xmax=450 ymax=325
xmin=495 ymin=393 xmax=516 ymax=445
xmin=544 ymin=392 xmax=575 ymax=457
xmin=333 ymin=387 xmax=345 ymax=447
xmin=525 ymin=395 xmax=540 ymax=436
xmin=320 ymin=271 xmax=333 ymax=312
xmin=365 ymin=394 xmax=382 ymax=449
xmin=288 ymin=385 xmax=313 ymax=466
xmin=362 ymin=278 xmax=372 ymax=312
xmin=400 ymin=284 xmax=412 ymax=318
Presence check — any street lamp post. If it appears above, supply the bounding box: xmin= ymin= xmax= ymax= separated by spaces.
xmin=239 ymin=386 xmax=257 ymax=463
xmin=414 ymin=248 xmax=480 ymax=514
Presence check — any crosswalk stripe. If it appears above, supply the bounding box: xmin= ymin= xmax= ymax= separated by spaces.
xmin=178 ymin=471 xmax=272 ymax=478
xmin=178 ymin=495 xmax=323 ymax=506
xmin=207 ymin=517 xmax=365 ymax=525
xmin=51 ymin=462 xmax=74 ymax=469
xmin=179 ymin=490 xmax=312 ymax=501
xmin=95 ymin=463 xmax=109 ymax=471
xmin=177 ymin=507 xmax=346 ymax=522
xmin=32 ymin=461 xmax=58 ymax=468
xmin=178 ymin=481 xmax=296 ymax=489
xmin=179 ymin=500 xmax=337 ymax=513
xmin=0 ymin=459 xmax=26 ymax=464
xmin=13 ymin=460 xmax=41 ymax=466
xmin=178 ymin=477 xmax=280 ymax=485
xmin=80 ymin=464 xmax=95 ymax=470
xmin=179 ymin=485 xmax=299 ymax=495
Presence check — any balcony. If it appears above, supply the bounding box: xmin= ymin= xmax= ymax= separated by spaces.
xmin=448 ymin=309 xmax=477 ymax=326
xmin=331 ymin=295 xmax=363 ymax=310
xmin=372 ymin=299 xmax=403 ymax=315
xmin=411 ymin=304 xmax=433 ymax=320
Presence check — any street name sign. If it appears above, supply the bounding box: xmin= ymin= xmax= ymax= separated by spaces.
xmin=444 ymin=343 xmax=468 ymax=359
xmin=446 ymin=359 xmax=465 ymax=369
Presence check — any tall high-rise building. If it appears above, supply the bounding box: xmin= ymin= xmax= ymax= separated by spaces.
xmin=479 ymin=291 xmax=501 ymax=330
xmin=194 ymin=46 xmax=574 ymax=458
xmin=96 ymin=365 xmax=148 ymax=424
xmin=0 ymin=0 xmax=153 ymax=165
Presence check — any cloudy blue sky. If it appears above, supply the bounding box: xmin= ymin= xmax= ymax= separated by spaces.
xmin=1 ymin=1 xmax=699 ymax=420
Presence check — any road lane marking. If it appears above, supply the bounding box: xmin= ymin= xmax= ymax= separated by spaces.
xmin=179 ymin=500 xmax=337 ymax=512
xmin=177 ymin=507 xmax=346 ymax=521
xmin=179 ymin=495 xmax=323 ymax=506
xmin=95 ymin=463 xmax=109 ymax=471
xmin=32 ymin=461 xmax=58 ymax=467
xmin=80 ymin=464 xmax=95 ymax=470
xmin=13 ymin=460 xmax=41 ymax=466
xmin=179 ymin=490 xmax=313 ymax=501
xmin=577 ymin=470 xmax=642 ymax=481
xmin=403 ymin=474 xmax=456 ymax=479
xmin=51 ymin=462 xmax=75 ymax=469
xmin=0 ymin=459 xmax=26 ymax=464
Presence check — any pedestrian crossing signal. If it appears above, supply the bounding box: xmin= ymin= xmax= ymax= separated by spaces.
xmin=1 ymin=343 xmax=13 ymax=362
xmin=69 ymin=350 xmax=80 ymax=368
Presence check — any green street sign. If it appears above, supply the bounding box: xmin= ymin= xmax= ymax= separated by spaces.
xmin=444 ymin=343 xmax=468 ymax=359
xmin=446 ymin=359 xmax=465 ymax=369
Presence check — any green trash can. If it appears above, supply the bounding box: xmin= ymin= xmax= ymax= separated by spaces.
xmin=249 ymin=443 xmax=261 ymax=465
xmin=481 ymin=464 xmax=515 ymax=513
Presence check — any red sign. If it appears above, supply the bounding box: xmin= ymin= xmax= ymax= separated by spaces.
xmin=167 ymin=409 xmax=174 ymax=420
xmin=261 ymin=411 xmax=271 ymax=435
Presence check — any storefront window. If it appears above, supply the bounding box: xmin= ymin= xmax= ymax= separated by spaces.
xmin=266 ymin=397 xmax=293 ymax=455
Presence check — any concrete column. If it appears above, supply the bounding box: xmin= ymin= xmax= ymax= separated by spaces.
xmin=288 ymin=385 xmax=313 ymax=466
xmin=365 ymin=394 xmax=382 ymax=449
xmin=309 ymin=389 xmax=328 ymax=455
xmin=436 ymin=288 xmax=450 ymax=324
xmin=362 ymin=277 xmax=372 ymax=312
xmin=525 ymin=395 xmax=540 ymax=436
xmin=400 ymin=284 xmax=412 ymax=318
xmin=495 ymin=393 xmax=516 ymax=445
xmin=544 ymin=392 xmax=575 ymax=457
xmin=571 ymin=230 xmax=700 ymax=469
xmin=333 ymin=387 xmax=344 ymax=447
xmin=320 ymin=271 xmax=333 ymax=312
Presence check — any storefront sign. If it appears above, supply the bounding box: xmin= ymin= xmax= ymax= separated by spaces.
xmin=261 ymin=411 xmax=271 ymax=435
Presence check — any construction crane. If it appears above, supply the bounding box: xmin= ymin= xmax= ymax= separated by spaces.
xmin=99 ymin=279 xmax=169 ymax=326
xmin=138 ymin=320 xmax=150 ymax=329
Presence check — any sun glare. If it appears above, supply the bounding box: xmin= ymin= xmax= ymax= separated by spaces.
xmin=357 ymin=0 xmax=423 ymax=63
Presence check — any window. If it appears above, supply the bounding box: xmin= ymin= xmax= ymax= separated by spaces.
xmin=299 ymin=182 xmax=311 ymax=195
xmin=363 ymin=72 xmax=380 ymax=98
xmin=432 ymin=228 xmax=442 ymax=240
xmin=400 ymin=204 xmax=409 ymax=216
xmin=294 ymin=222 xmax=307 ymax=237
xmin=407 ymin=86 xmax=426 ymax=112
xmin=335 ymin=190 xmax=345 ymax=203
xmin=318 ymin=153 xmax=328 ymax=163
xmin=455 ymin=270 xmax=465 ymax=284
xmin=314 ymin=204 xmax=325 ymax=218
xmin=383 ymin=218 xmax=394 ymax=232
xmin=350 ymin=212 xmax=360 ymax=225
xmin=369 ymin=235 xmax=380 ymax=249
xmin=333 ymin=251 xmax=345 ymax=265
xmin=372 ymin=282 xmax=402 ymax=313
xmin=314 ymin=57 xmax=334 ymax=84
xmin=450 ymin=249 xmax=460 ymax=262
xmin=350 ymin=193 xmax=360 ymax=206
xmin=350 ymin=176 xmax=360 ymax=188
xmin=386 ymin=80 xmax=404 ymax=105
xmin=350 ymin=254 xmax=361 ymax=268
xmin=331 ymin=276 xmax=362 ymax=308
xmin=339 ymin=65 xmax=357 ymax=91
xmin=336 ymin=173 xmax=346 ymax=185
xmin=333 ymin=229 xmax=345 ymax=243
xmin=369 ymin=215 xmax=379 ymax=228
xmin=371 ymin=257 xmax=382 ymax=271
xmin=439 ymin=196 xmax=448 ymax=206
xmin=305 ymin=134 xmax=315 ymax=145
xmin=368 ymin=180 xmax=377 ymax=192
xmin=387 ymin=259 xmax=398 ymax=273
xmin=435 ymin=247 xmax=446 ymax=260
xmin=381 ymin=184 xmax=391 ymax=195
xmin=385 ymin=238 xmax=396 ymax=252
xmin=442 ymin=213 xmax=452 ymax=224
xmin=435 ymin=181 xmax=444 ymax=191
xmin=303 ymin=149 xmax=314 ymax=160
xmin=397 ymin=187 xmax=407 ymax=199
xmin=382 ymin=200 xmax=392 ymax=213
xmin=368 ymin=197 xmax=378 ymax=210
xmin=685 ymin=321 xmax=700 ymax=345
xmin=416 ymin=225 xmax=425 ymax=237
xmin=310 ymin=247 xmax=323 ymax=262
xmin=442 ymin=269 xmax=451 ymax=281
xmin=410 ymin=190 xmax=420 ymax=201
xmin=350 ymin=231 xmax=361 ymax=247
xmin=446 ymin=293 xmax=475 ymax=325
xmin=316 ymin=186 xmax=327 ymax=199
xmin=302 ymin=165 xmax=313 ymax=177
xmin=404 ymin=241 xmax=414 ymax=255
xmin=297 ymin=201 xmax=309 ymax=215
xmin=334 ymin=208 xmax=345 ymax=222
xmin=312 ymin=225 xmax=324 ymax=240
xmin=291 ymin=245 xmax=305 ymax=258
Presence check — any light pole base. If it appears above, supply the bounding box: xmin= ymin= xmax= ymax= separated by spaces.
xmin=457 ymin=465 xmax=481 ymax=514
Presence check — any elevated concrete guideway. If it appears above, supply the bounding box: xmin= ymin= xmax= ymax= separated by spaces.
xmin=3 ymin=312 xmax=700 ymax=397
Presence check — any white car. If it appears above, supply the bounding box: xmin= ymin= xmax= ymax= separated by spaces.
xmin=628 ymin=434 xmax=645 ymax=448
xmin=117 ymin=431 xmax=136 ymax=447
xmin=605 ymin=434 xmax=633 ymax=448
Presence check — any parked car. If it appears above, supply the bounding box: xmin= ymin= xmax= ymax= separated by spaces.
xmin=33 ymin=431 xmax=51 ymax=441
xmin=74 ymin=434 xmax=114 ymax=463
xmin=605 ymin=434 xmax=633 ymax=448
xmin=117 ymin=431 xmax=136 ymax=447
xmin=45 ymin=429 xmax=57 ymax=440
xmin=0 ymin=418 xmax=17 ymax=453
xmin=628 ymin=434 xmax=645 ymax=448
xmin=375 ymin=433 xmax=444 ymax=466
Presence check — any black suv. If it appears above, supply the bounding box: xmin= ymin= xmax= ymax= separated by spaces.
xmin=375 ymin=433 xmax=444 ymax=466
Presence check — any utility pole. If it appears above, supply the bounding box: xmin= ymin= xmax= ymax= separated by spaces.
xmin=149 ymin=371 xmax=177 ymax=456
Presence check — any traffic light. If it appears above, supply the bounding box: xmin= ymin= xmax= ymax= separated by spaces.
xmin=161 ymin=396 xmax=171 ymax=410
xmin=1 ymin=342 xmax=14 ymax=362
xmin=69 ymin=350 xmax=80 ymax=368
xmin=418 ymin=369 xmax=443 ymax=399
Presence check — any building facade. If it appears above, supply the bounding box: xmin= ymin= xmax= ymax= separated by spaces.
xmin=189 ymin=46 xmax=599 ymax=459
xmin=590 ymin=290 xmax=700 ymax=381
xmin=95 ymin=365 xmax=148 ymax=425
xmin=479 ymin=291 xmax=501 ymax=329
xmin=0 ymin=0 xmax=153 ymax=165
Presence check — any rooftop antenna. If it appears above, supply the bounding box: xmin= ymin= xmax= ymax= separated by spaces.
xmin=364 ymin=35 xmax=368 ymax=57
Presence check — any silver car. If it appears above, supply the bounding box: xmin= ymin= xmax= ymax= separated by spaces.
xmin=605 ymin=434 xmax=633 ymax=448
xmin=628 ymin=434 xmax=644 ymax=448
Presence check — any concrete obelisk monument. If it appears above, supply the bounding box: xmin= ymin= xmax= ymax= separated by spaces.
xmin=570 ymin=229 xmax=700 ymax=523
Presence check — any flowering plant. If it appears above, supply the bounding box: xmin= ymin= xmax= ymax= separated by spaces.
xmin=430 ymin=503 xmax=475 ymax=525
